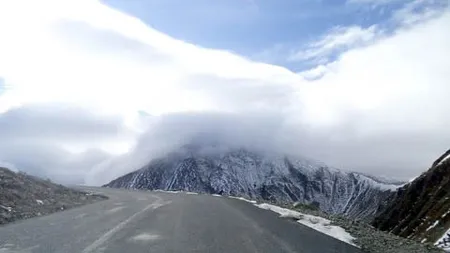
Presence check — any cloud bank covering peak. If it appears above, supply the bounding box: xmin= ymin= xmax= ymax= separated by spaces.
xmin=0 ymin=0 xmax=449 ymax=185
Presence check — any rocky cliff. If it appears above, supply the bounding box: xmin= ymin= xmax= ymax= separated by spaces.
xmin=372 ymin=149 xmax=450 ymax=251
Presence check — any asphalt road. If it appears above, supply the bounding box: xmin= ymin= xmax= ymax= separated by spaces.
xmin=0 ymin=187 xmax=364 ymax=253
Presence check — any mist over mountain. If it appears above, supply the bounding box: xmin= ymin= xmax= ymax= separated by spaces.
xmin=88 ymin=112 xmax=426 ymax=186
xmin=105 ymin=140 xmax=402 ymax=220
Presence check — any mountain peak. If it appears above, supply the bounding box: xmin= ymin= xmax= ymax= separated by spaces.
xmin=105 ymin=147 xmax=398 ymax=220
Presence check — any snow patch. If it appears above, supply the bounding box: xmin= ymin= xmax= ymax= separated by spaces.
xmin=0 ymin=204 xmax=12 ymax=212
xmin=435 ymin=228 xmax=450 ymax=252
xmin=438 ymin=154 xmax=450 ymax=166
xmin=228 ymin=196 xmax=257 ymax=203
xmin=255 ymin=203 xmax=357 ymax=246
xmin=408 ymin=176 xmax=418 ymax=183
xmin=426 ymin=220 xmax=439 ymax=231
xmin=36 ymin=199 xmax=44 ymax=205
xmin=130 ymin=233 xmax=160 ymax=242
xmin=154 ymin=190 xmax=181 ymax=194
xmin=165 ymin=191 xmax=181 ymax=194
xmin=442 ymin=210 xmax=450 ymax=218
xmin=357 ymin=174 xmax=402 ymax=191
xmin=154 ymin=190 xmax=198 ymax=195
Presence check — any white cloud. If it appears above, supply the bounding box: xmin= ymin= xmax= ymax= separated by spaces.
xmin=0 ymin=0 xmax=449 ymax=184
xmin=0 ymin=104 xmax=134 ymax=153
xmin=0 ymin=0 xmax=302 ymax=183
xmin=0 ymin=104 xmax=129 ymax=184
xmin=295 ymin=10 xmax=450 ymax=177
xmin=0 ymin=0 xmax=298 ymax=117
xmin=290 ymin=0 xmax=448 ymax=64
xmin=392 ymin=0 xmax=449 ymax=25
xmin=0 ymin=141 xmax=111 ymax=184
xmin=289 ymin=25 xmax=380 ymax=62
xmin=298 ymin=11 xmax=450 ymax=125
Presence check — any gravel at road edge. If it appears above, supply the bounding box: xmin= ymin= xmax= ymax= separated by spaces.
xmin=1 ymin=167 xmax=107 ymax=225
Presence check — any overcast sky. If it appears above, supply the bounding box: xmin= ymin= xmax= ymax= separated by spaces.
xmin=0 ymin=0 xmax=449 ymax=185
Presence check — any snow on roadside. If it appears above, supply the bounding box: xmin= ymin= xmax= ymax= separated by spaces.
xmin=153 ymin=190 xmax=198 ymax=195
xmin=161 ymin=190 xmax=181 ymax=194
xmin=255 ymin=203 xmax=357 ymax=247
xmin=435 ymin=228 xmax=450 ymax=252
xmin=153 ymin=190 xmax=181 ymax=194
xmin=212 ymin=194 xmax=222 ymax=197
xmin=228 ymin=196 xmax=257 ymax=203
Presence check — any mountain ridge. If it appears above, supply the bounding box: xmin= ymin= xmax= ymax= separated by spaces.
xmin=372 ymin=149 xmax=450 ymax=251
xmin=104 ymin=146 xmax=399 ymax=220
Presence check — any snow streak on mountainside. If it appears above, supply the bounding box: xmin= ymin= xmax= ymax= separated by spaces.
xmin=105 ymin=147 xmax=399 ymax=220
xmin=436 ymin=227 xmax=450 ymax=252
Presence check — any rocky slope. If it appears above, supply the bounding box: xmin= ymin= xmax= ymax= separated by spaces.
xmin=105 ymin=146 xmax=401 ymax=220
xmin=0 ymin=167 xmax=106 ymax=225
xmin=372 ymin=149 xmax=450 ymax=252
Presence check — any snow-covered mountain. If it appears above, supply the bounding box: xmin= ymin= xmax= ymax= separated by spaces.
xmin=372 ymin=149 xmax=450 ymax=251
xmin=104 ymin=146 xmax=401 ymax=220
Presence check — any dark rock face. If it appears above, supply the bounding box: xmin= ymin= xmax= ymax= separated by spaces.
xmin=0 ymin=167 xmax=107 ymax=225
xmin=105 ymin=148 xmax=399 ymax=220
xmin=372 ymin=150 xmax=450 ymax=245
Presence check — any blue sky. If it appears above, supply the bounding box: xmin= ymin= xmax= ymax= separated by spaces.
xmin=102 ymin=0 xmax=426 ymax=71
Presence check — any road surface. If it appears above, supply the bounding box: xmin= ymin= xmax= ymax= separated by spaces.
xmin=0 ymin=187 xmax=364 ymax=253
